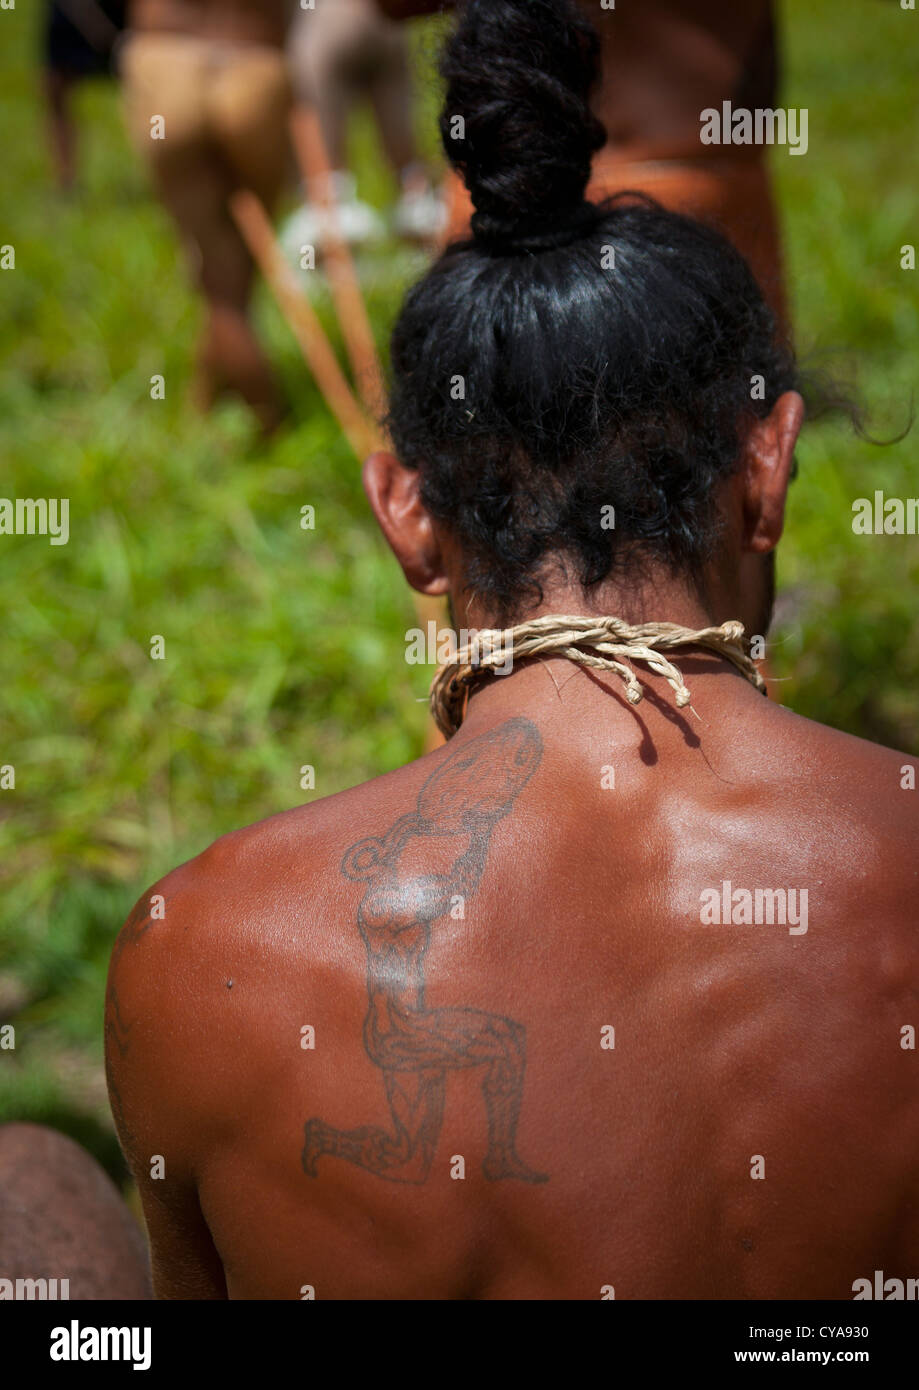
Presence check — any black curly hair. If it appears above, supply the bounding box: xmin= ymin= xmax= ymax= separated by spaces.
xmin=386 ymin=0 xmax=800 ymax=622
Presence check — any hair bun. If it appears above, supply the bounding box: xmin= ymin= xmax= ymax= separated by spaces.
xmin=439 ymin=0 xmax=607 ymax=249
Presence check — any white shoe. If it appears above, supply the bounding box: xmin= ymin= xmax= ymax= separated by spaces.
xmin=280 ymin=171 xmax=385 ymax=259
xmin=393 ymin=182 xmax=447 ymax=242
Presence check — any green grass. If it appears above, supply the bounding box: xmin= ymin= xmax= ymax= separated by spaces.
xmin=0 ymin=1 xmax=916 ymax=1175
xmin=772 ymin=0 xmax=919 ymax=742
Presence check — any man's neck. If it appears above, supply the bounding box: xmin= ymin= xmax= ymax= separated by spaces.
xmin=451 ymin=570 xmax=726 ymax=636
xmin=457 ymin=644 xmax=764 ymax=743
xmin=445 ymin=572 xmax=766 ymax=744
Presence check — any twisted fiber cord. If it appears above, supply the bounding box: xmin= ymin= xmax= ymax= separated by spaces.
xmin=429 ymin=615 xmax=767 ymax=739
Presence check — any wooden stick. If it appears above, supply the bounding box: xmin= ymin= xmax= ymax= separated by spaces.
xmin=231 ymin=186 xmax=447 ymax=747
xmin=230 ymin=188 xmax=379 ymax=461
xmin=290 ymin=105 xmax=386 ymax=420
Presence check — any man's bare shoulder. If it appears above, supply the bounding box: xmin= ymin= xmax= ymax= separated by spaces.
xmin=758 ymin=701 xmax=918 ymax=828
xmin=712 ymin=699 xmax=919 ymax=905
xmin=129 ymin=702 xmax=919 ymax=952
xmin=110 ymin=748 xmax=442 ymax=971
xmin=104 ymin=755 xmax=438 ymax=1158
xmin=188 ymin=752 xmax=437 ymax=897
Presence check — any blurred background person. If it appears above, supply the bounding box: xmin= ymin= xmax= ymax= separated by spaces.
xmin=119 ymin=0 xmax=293 ymax=431
xmin=378 ymin=0 xmax=786 ymax=324
xmin=285 ymin=0 xmax=445 ymax=251
xmin=43 ymin=0 xmax=127 ymax=193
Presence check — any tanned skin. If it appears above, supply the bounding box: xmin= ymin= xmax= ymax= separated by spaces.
xmin=124 ymin=0 xmax=290 ymax=430
xmin=129 ymin=0 xmax=288 ymax=47
xmin=106 ymin=389 xmax=919 ymax=1299
xmin=376 ymin=0 xmax=777 ymax=161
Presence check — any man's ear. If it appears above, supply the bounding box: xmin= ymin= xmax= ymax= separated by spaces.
xmin=741 ymin=390 xmax=805 ymax=553
xmin=362 ymin=451 xmax=450 ymax=595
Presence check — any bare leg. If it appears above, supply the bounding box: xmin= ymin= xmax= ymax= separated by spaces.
xmin=153 ymin=149 xmax=285 ymax=432
xmin=366 ymin=31 xmax=418 ymax=179
xmin=45 ymin=70 xmax=77 ymax=193
xmin=194 ymin=291 xmax=286 ymax=435
xmin=288 ymin=8 xmax=354 ymax=170
xmin=121 ymin=35 xmax=288 ymax=428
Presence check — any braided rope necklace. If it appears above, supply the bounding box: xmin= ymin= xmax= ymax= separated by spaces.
xmin=429 ymin=614 xmax=766 ymax=738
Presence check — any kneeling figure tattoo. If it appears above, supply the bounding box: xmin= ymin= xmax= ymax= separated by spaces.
xmin=302 ymin=717 xmax=547 ymax=1184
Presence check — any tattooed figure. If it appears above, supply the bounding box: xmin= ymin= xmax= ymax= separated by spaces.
xmin=303 ymin=717 xmax=547 ymax=1184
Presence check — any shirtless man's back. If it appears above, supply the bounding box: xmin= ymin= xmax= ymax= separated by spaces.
xmin=106 ymin=0 xmax=918 ymax=1299
xmin=107 ymin=662 xmax=918 ymax=1299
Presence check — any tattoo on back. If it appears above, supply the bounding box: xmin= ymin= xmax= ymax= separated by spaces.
xmin=303 ymin=717 xmax=547 ymax=1185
